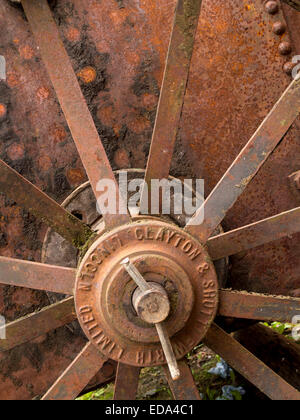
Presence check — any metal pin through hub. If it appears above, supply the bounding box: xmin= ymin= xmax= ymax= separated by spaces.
xmin=121 ymin=257 xmax=181 ymax=381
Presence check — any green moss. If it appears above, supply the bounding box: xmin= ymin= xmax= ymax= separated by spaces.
xmin=77 ymin=383 xmax=114 ymax=400
xmin=75 ymin=231 xmax=97 ymax=259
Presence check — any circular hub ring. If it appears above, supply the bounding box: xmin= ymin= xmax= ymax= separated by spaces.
xmin=75 ymin=220 xmax=219 ymax=367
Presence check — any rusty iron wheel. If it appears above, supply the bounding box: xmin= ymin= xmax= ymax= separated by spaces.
xmin=0 ymin=0 xmax=300 ymax=400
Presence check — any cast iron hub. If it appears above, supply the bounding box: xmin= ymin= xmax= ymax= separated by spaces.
xmin=75 ymin=220 xmax=219 ymax=367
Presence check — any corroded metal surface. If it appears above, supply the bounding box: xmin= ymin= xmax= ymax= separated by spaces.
xmin=181 ymin=0 xmax=300 ymax=296
xmin=0 ymin=0 xmax=298 ymax=297
xmin=75 ymin=220 xmax=219 ymax=367
xmin=143 ymin=0 xmax=202 ymax=200
xmin=282 ymin=0 xmax=300 ymax=11
xmin=42 ymin=341 xmax=107 ymax=400
xmin=0 ymin=0 xmax=300 ymax=401
xmin=207 ymin=206 xmax=300 ymax=260
xmin=0 ymin=256 xmax=76 ymax=295
xmin=186 ymin=75 xmax=300 ymax=242
xmin=22 ymin=0 xmax=131 ymax=230
xmin=0 ymin=297 xmax=76 ymax=352
xmin=0 ymin=331 xmax=88 ymax=400
xmin=218 ymin=289 xmax=300 ymax=322
xmin=114 ymin=364 xmax=140 ymax=400
xmin=0 ymin=158 xmax=92 ymax=247
xmin=204 ymin=323 xmax=300 ymax=400
xmin=164 ymin=360 xmax=201 ymax=400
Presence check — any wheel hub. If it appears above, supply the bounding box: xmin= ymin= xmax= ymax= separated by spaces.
xmin=75 ymin=220 xmax=219 ymax=367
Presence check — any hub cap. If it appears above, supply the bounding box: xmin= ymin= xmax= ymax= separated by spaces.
xmin=75 ymin=220 xmax=219 ymax=367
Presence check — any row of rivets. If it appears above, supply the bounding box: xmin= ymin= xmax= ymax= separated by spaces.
xmin=264 ymin=0 xmax=295 ymax=75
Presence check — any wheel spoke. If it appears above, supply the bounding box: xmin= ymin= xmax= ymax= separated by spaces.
xmin=113 ymin=364 xmax=140 ymax=400
xmin=207 ymin=207 xmax=300 ymax=260
xmin=22 ymin=0 xmax=130 ymax=230
xmin=141 ymin=0 xmax=203 ymax=210
xmin=164 ymin=360 xmax=201 ymax=400
xmin=0 ymin=159 xmax=92 ymax=248
xmin=186 ymin=76 xmax=300 ymax=243
xmin=218 ymin=290 xmax=300 ymax=323
xmin=0 ymin=297 xmax=76 ymax=352
xmin=204 ymin=324 xmax=300 ymax=400
xmin=42 ymin=342 xmax=107 ymax=400
xmin=0 ymin=256 xmax=75 ymax=295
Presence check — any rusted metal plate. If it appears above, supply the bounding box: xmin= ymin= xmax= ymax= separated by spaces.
xmin=0 ymin=158 xmax=92 ymax=248
xmin=0 ymin=256 xmax=75 ymax=294
xmin=282 ymin=0 xmax=300 ymax=11
xmin=218 ymin=289 xmax=300 ymax=322
xmin=0 ymin=0 xmax=300 ymax=400
xmin=204 ymin=324 xmax=300 ymax=400
xmin=164 ymin=360 xmax=201 ymax=400
xmin=180 ymin=0 xmax=300 ymax=296
xmin=0 ymin=0 xmax=297 ymax=298
xmin=207 ymin=206 xmax=300 ymax=260
xmin=186 ymin=76 xmax=300 ymax=242
xmin=283 ymin=2 xmax=300 ymax=54
xmin=0 ymin=330 xmax=88 ymax=400
xmin=143 ymin=0 xmax=202 ymax=200
xmin=0 ymin=297 xmax=76 ymax=352
xmin=42 ymin=341 xmax=107 ymax=400
xmin=22 ymin=0 xmax=131 ymax=230
xmin=114 ymin=363 xmax=140 ymax=400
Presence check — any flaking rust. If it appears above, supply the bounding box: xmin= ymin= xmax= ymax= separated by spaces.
xmin=0 ymin=0 xmax=300 ymax=400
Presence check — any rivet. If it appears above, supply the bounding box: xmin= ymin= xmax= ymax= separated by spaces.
xmin=278 ymin=41 xmax=292 ymax=56
xmin=272 ymin=21 xmax=286 ymax=35
xmin=283 ymin=61 xmax=296 ymax=75
xmin=265 ymin=1 xmax=279 ymax=14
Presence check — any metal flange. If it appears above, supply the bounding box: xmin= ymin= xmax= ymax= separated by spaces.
xmin=75 ymin=220 xmax=219 ymax=367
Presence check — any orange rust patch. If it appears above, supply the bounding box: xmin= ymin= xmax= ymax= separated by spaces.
xmin=113 ymin=124 xmax=123 ymax=137
xmin=142 ymin=93 xmax=158 ymax=110
xmin=65 ymin=27 xmax=81 ymax=42
xmin=97 ymin=104 xmax=116 ymax=127
xmin=37 ymin=86 xmax=50 ymax=102
xmin=77 ymin=66 xmax=97 ymax=84
xmin=19 ymin=45 xmax=35 ymax=60
xmin=51 ymin=125 xmax=67 ymax=144
xmin=6 ymin=73 xmax=20 ymax=88
xmin=109 ymin=10 xmax=128 ymax=26
xmin=113 ymin=149 xmax=130 ymax=169
xmin=124 ymin=50 xmax=140 ymax=66
xmin=96 ymin=40 xmax=110 ymax=53
xmin=127 ymin=115 xmax=151 ymax=134
xmin=7 ymin=143 xmax=25 ymax=161
xmin=38 ymin=155 xmax=52 ymax=172
xmin=0 ymin=104 xmax=7 ymax=118
xmin=66 ymin=168 xmax=86 ymax=185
